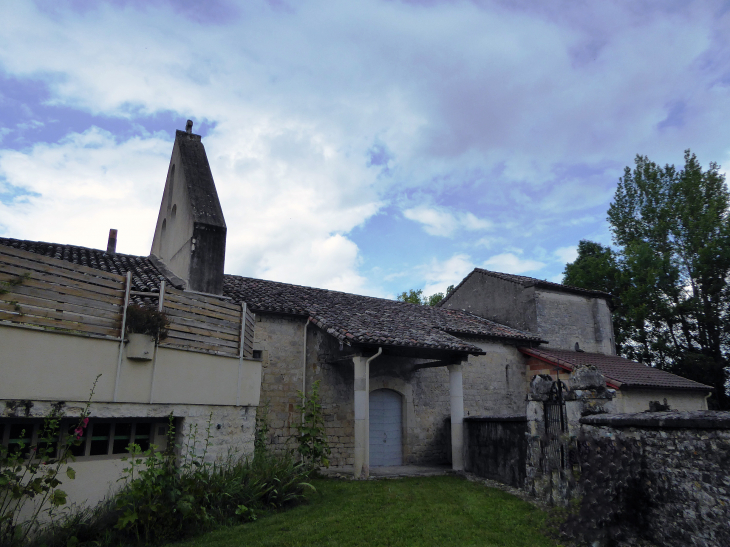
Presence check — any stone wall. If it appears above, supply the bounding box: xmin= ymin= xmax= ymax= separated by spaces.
xmin=534 ymin=289 xmax=615 ymax=354
xmin=308 ymin=325 xmax=357 ymax=467
xmin=563 ymin=412 xmax=730 ymax=547
xmin=1 ymin=399 xmax=256 ymax=464
xmin=464 ymin=416 xmax=527 ymax=487
xmin=407 ymin=366 xmax=451 ymax=464
xmin=462 ymin=341 xmax=527 ymax=417
xmin=255 ymin=313 xmax=356 ymax=465
xmin=439 ymin=271 xmax=537 ymax=332
xmin=254 ymin=314 xmax=309 ymax=454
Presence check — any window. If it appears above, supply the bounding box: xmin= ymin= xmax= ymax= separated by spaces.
xmin=0 ymin=419 xmax=167 ymax=461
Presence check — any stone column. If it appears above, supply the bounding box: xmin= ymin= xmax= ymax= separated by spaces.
xmin=448 ymin=362 xmax=465 ymax=471
xmin=353 ymin=354 xmax=370 ymax=479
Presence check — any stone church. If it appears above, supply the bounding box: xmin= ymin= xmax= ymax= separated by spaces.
xmin=0 ymin=122 xmax=712 ymax=480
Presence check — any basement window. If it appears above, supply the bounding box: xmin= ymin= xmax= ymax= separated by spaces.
xmin=0 ymin=418 xmax=168 ymax=461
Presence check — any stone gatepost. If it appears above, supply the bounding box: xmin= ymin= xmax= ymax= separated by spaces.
xmin=525 ymin=365 xmax=615 ymax=505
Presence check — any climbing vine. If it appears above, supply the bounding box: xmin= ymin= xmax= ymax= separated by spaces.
xmin=295 ymin=381 xmax=331 ymax=469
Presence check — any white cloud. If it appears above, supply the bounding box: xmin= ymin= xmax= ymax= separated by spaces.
xmin=553 ymin=245 xmax=578 ymax=264
xmin=0 ymin=124 xmax=382 ymax=293
xmin=461 ymin=212 xmax=492 ymax=231
xmin=482 ymin=253 xmax=545 ymax=274
xmin=421 ymin=253 xmax=474 ymax=296
xmin=0 ymin=1 xmax=729 ymax=294
xmin=403 ymin=205 xmax=491 ymax=237
xmin=403 ymin=206 xmax=459 ymax=237
xmin=0 ymin=128 xmax=170 ymax=251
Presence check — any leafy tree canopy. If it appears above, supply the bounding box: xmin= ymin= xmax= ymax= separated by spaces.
xmin=397 ymin=285 xmax=455 ymax=306
xmin=563 ymin=150 xmax=730 ymax=409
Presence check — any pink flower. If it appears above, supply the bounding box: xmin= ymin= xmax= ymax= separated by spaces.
xmin=73 ymin=419 xmax=89 ymax=440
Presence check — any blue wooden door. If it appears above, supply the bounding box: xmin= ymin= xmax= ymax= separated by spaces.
xmin=369 ymin=389 xmax=402 ymax=467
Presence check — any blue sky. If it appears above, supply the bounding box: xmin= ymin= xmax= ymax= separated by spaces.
xmin=1 ymin=0 xmax=729 ymax=299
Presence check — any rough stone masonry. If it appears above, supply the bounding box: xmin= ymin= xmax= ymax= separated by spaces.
xmin=565 ymin=411 xmax=730 ymax=547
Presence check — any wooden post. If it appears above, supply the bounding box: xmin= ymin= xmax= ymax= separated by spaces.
xmin=149 ymin=280 xmax=165 ymax=404
xmin=113 ymin=271 xmax=132 ymax=402
xmin=236 ymin=302 xmax=247 ymax=406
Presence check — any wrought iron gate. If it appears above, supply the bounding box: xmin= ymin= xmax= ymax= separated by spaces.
xmin=542 ymin=379 xmax=567 ymax=471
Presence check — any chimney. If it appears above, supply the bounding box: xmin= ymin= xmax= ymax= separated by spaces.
xmin=107 ymin=229 xmax=118 ymax=254
xmin=185 ymin=120 xmax=193 ymax=134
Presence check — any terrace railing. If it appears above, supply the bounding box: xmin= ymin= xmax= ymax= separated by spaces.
xmin=0 ymin=246 xmax=254 ymax=358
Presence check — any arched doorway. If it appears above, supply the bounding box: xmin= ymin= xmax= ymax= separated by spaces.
xmin=369 ymin=389 xmax=403 ymax=467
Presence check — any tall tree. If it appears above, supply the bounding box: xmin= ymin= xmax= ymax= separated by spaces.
xmin=564 ymin=151 xmax=730 ymax=409
xmin=397 ymin=285 xmax=455 ymax=306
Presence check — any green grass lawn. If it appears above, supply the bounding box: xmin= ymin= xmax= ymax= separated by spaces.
xmin=171 ymin=475 xmax=562 ymax=547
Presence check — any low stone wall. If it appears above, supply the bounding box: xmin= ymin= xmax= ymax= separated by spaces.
xmin=464 ymin=416 xmax=527 ymax=488
xmin=563 ymin=411 xmax=730 ymax=547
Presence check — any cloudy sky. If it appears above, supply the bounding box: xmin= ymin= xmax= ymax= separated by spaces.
xmin=1 ymin=0 xmax=729 ymax=299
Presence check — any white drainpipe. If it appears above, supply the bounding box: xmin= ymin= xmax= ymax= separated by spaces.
xmin=367 ymin=346 xmax=383 ymax=368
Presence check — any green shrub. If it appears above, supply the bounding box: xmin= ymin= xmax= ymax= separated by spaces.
xmin=6 ymin=409 xmax=313 ymax=546
xmin=111 ymin=415 xmax=313 ymax=546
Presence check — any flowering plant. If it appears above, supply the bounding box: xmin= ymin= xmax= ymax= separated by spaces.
xmin=73 ymin=418 xmax=90 ymax=440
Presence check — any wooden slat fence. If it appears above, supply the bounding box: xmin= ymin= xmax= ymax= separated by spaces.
xmin=160 ymin=287 xmax=245 ymax=356
xmin=0 ymin=246 xmax=126 ymax=338
xmin=0 ymin=246 xmax=256 ymax=356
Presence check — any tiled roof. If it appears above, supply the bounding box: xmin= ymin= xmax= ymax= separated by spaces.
xmin=438 ymin=267 xmax=611 ymax=307
xmin=0 ymin=237 xmax=165 ymax=293
xmin=520 ymin=347 xmax=712 ymax=392
xmin=0 ymin=237 xmax=542 ymax=354
xmin=223 ymin=276 xmax=544 ymax=353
